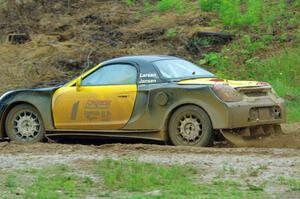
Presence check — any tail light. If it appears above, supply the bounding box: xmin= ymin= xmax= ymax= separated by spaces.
xmin=256 ymin=82 xmax=270 ymax=87
xmin=212 ymin=84 xmax=243 ymax=102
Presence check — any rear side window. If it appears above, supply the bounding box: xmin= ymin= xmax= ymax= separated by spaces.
xmin=82 ymin=64 xmax=137 ymax=86
xmin=154 ymin=59 xmax=215 ymax=79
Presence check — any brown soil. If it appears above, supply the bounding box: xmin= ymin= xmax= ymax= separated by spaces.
xmin=0 ymin=0 xmax=224 ymax=94
xmin=0 ymin=123 xmax=299 ymax=167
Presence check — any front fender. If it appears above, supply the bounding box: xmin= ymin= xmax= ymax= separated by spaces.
xmin=0 ymin=87 xmax=59 ymax=138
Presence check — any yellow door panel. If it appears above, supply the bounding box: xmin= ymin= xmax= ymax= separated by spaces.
xmin=52 ymin=85 xmax=137 ymax=130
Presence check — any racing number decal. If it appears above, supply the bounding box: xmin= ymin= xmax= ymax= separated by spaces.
xmin=71 ymin=101 xmax=80 ymax=120
xmin=101 ymin=111 xmax=111 ymax=121
xmin=84 ymin=100 xmax=112 ymax=121
xmin=70 ymin=100 xmax=112 ymax=121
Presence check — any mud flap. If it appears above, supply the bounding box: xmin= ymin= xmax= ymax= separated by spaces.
xmin=220 ymin=125 xmax=283 ymax=147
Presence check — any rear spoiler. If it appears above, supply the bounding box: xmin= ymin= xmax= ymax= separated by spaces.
xmin=235 ymin=86 xmax=272 ymax=92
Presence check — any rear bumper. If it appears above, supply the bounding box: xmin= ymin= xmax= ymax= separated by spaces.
xmin=224 ymin=97 xmax=285 ymax=129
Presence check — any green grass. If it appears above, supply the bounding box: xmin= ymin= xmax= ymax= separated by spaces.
xmin=1 ymin=165 xmax=93 ymax=199
xmin=2 ymin=159 xmax=300 ymax=198
xmin=198 ymin=0 xmax=220 ymax=12
xmin=156 ymin=0 xmax=187 ymax=15
xmin=198 ymin=0 xmax=293 ymax=30
xmin=95 ymin=159 xmax=269 ymax=198
xmin=278 ymin=176 xmax=300 ymax=191
xmin=94 ymin=158 xmax=197 ymax=193
xmin=4 ymin=174 xmax=18 ymax=192
xmin=123 ymin=0 xmax=135 ymax=7
xmin=139 ymin=0 xmax=298 ymax=30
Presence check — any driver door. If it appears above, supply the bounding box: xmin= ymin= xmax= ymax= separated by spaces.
xmin=52 ymin=64 xmax=138 ymax=130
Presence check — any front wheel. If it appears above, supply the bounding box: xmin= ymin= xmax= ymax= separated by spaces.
xmin=5 ymin=104 xmax=45 ymax=143
xmin=168 ymin=105 xmax=213 ymax=147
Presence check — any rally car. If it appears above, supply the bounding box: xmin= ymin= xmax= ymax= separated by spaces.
xmin=0 ymin=55 xmax=285 ymax=146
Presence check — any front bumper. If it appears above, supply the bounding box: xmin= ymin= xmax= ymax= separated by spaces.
xmin=225 ymin=96 xmax=285 ymax=129
xmin=0 ymin=103 xmax=8 ymax=139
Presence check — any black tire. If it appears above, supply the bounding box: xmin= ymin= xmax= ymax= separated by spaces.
xmin=5 ymin=104 xmax=45 ymax=143
xmin=168 ymin=105 xmax=213 ymax=147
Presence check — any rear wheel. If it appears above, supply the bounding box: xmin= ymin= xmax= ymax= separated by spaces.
xmin=5 ymin=104 xmax=45 ymax=143
xmin=168 ymin=105 xmax=213 ymax=147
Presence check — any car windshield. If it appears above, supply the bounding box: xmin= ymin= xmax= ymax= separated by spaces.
xmin=154 ymin=59 xmax=215 ymax=80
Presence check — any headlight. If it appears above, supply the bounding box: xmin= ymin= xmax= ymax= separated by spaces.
xmin=212 ymin=84 xmax=243 ymax=102
xmin=0 ymin=91 xmax=13 ymax=101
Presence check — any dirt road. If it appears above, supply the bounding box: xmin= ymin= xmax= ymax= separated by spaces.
xmin=0 ymin=142 xmax=300 ymax=196
xmin=0 ymin=123 xmax=299 ymax=197
xmin=0 ymin=123 xmax=299 ymax=171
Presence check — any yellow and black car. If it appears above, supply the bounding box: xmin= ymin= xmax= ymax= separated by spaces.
xmin=0 ymin=55 xmax=285 ymax=146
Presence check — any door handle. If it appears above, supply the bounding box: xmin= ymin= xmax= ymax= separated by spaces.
xmin=118 ymin=94 xmax=129 ymax=98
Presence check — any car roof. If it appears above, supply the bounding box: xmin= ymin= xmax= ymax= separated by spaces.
xmin=102 ymin=55 xmax=181 ymax=65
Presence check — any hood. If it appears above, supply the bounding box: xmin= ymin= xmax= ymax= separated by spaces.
xmin=0 ymin=86 xmax=61 ymax=102
xmin=177 ymin=78 xmax=264 ymax=88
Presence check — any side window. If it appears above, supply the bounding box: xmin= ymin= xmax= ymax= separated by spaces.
xmin=81 ymin=64 xmax=137 ymax=86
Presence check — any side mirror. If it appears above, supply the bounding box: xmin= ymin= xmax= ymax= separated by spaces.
xmin=76 ymin=78 xmax=82 ymax=91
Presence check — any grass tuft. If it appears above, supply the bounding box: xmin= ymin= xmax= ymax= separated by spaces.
xmin=94 ymin=158 xmax=196 ymax=192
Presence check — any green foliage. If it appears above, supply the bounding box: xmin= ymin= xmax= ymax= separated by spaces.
xmin=218 ymin=0 xmax=242 ymax=26
xmin=156 ymin=0 xmax=176 ymax=12
xmin=166 ymin=28 xmax=177 ymax=38
xmin=198 ymin=0 xmax=220 ymax=12
xmin=123 ymin=0 xmax=135 ymax=7
xmin=199 ymin=52 xmax=218 ymax=66
xmin=244 ymin=0 xmax=264 ymax=25
xmin=192 ymin=37 xmax=215 ymax=48
xmin=153 ymin=0 xmax=187 ymax=15
xmin=143 ymin=0 xmax=153 ymax=14
xmin=198 ymin=0 xmax=288 ymax=29
xmin=152 ymin=15 xmax=161 ymax=23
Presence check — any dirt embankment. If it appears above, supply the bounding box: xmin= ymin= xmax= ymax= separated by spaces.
xmin=0 ymin=0 xmax=227 ymax=94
